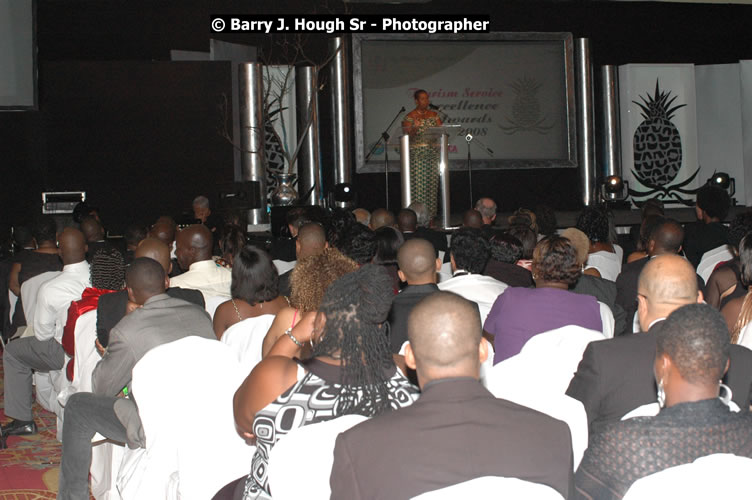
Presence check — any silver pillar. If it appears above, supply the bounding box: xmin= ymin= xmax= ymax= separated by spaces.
xmin=400 ymin=135 xmax=412 ymax=207
xmin=438 ymin=134 xmax=451 ymax=229
xmin=600 ymin=65 xmax=622 ymax=179
xmin=239 ymin=63 xmax=268 ymax=226
xmin=575 ymin=38 xmax=597 ymax=207
xmin=296 ymin=66 xmax=321 ymax=206
xmin=329 ymin=37 xmax=352 ymax=205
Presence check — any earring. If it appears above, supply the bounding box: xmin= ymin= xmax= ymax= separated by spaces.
xmin=719 ymin=382 xmax=733 ymax=407
xmin=657 ymin=379 xmax=666 ymax=408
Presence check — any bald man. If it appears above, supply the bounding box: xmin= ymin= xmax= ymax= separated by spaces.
xmin=369 ymin=208 xmax=395 ymax=230
xmin=58 ymin=258 xmax=215 ymax=499
xmin=278 ymin=223 xmax=329 ymax=296
xmin=331 ymin=292 xmax=574 ymax=500
xmin=2 ymin=228 xmax=91 ymax=440
xmin=80 ymin=215 xmax=119 ymax=263
xmin=386 ymin=239 xmax=441 ymax=353
xmin=568 ymin=254 xmax=752 ymax=437
xmin=96 ymin=238 xmax=205 ymax=347
xmin=615 ymin=217 xmax=705 ymax=334
xmin=462 ymin=208 xmax=483 ymax=228
xmin=352 ymin=208 xmax=371 ymax=226
xmin=170 ymin=224 xmax=232 ymax=299
xmin=149 ymin=220 xmax=183 ymax=278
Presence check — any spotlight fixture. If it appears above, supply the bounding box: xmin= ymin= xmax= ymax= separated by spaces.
xmin=708 ymin=171 xmax=734 ymax=196
xmin=329 ymin=182 xmax=357 ymax=208
xmin=600 ymin=175 xmax=629 ymax=202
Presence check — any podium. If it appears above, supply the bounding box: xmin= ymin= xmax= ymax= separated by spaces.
xmin=400 ymin=125 xmax=460 ymax=229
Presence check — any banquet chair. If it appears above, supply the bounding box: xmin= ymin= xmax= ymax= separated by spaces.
xmin=203 ymin=294 xmax=226 ymax=320
xmin=220 ymin=314 xmax=276 ymax=374
xmin=598 ymin=301 xmax=615 ymax=338
xmin=410 ymin=476 xmax=564 ymax=500
xmin=697 ymin=244 xmax=733 ymax=284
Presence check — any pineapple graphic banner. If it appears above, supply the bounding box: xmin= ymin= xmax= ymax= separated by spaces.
xmin=619 ymin=64 xmax=700 ymax=206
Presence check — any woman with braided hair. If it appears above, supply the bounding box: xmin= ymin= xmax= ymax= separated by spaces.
xmin=214 ymin=264 xmax=419 ymax=500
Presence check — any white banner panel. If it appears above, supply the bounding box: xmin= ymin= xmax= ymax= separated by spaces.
xmin=619 ymin=64 xmax=699 ymax=206
xmin=695 ymin=63 xmax=746 ymax=206
xmin=741 ymin=61 xmax=752 ymax=208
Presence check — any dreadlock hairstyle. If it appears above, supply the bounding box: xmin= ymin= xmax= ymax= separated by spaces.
xmin=90 ymin=246 xmax=126 ymax=290
xmin=311 ymin=263 xmax=396 ymax=417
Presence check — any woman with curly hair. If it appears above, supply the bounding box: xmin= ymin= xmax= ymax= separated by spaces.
xmin=261 ymin=247 xmax=358 ymax=357
xmin=484 ymin=235 xmax=603 ymax=364
xmin=215 ymin=264 xmax=419 ymax=500
xmin=576 ymin=206 xmax=622 ymax=281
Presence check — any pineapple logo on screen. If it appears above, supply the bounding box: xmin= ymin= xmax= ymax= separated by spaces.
xmin=499 ymin=76 xmax=554 ymax=134
xmin=629 ymin=79 xmax=700 ymax=205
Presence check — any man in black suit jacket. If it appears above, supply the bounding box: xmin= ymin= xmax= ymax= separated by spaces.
xmin=386 ymin=239 xmax=441 ymax=353
xmin=331 ymin=292 xmax=574 ymax=500
xmin=398 ymin=207 xmax=448 ymax=256
xmin=96 ymin=238 xmax=204 ymax=347
xmin=615 ymin=218 xmax=704 ymax=334
xmin=568 ymin=254 xmax=752 ymax=437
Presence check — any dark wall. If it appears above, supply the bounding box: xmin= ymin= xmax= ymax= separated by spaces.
xmin=2 ymin=0 xmax=752 ymax=236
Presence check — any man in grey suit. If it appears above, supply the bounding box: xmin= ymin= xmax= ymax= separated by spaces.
xmin=567 ymin=254 xmax=752 ymax=437
xmin=57 ymin=257 xmax=215 ymax=500
xmin=330 ymin=292 xmax=574 ymax=500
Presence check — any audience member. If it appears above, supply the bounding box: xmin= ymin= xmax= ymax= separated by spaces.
xmin=400 ymin=207 xmax=446 ymax=255
xmin=338 ymin=222 xmax=377 ymax=265
xmin=369 ymin=208 xmax=395 ymax=230
xmin=374 ymin=226 xmax=405 ymax=292
xmin=1 ymin=228 xmax=90 ymax=441
xmin=705 ymin=209 xmax=752 ymax=308
xmin=170 ymin=224 xmax=232 ymax=298
xmin=567 ymin=254 xmax=752 ymax=436
xmin=437 ymin=227 xmax=507 ymax=323
xmin=213 ymin=246 xmax=288 ymax=339
xmin=80 ymin=215 xmax=120 ymax=263
xmin=123 ymin=223 xmax=147 ymax=264
xmin=575 ymin=304 xmax=752 ymax=500
xmin=507 ymin=224 xmax=536 ymax=270
xmin=218 ymin=224 xmax=247 ymax=268
xmin=462 ymin=209 xmax=483 ymax=228
xmin=485 ymin=235 xmax=602 ymax=363
xmin=535 ymin=204 xmax=558 ymax=238
xmin=352 ymin=208 xmax=371 ymax=226
xmin=723 ymin=233 xmax=752 ymax=338
xmin=474 ymin=197 xmax=497 ymax=226
xmin=220 ymin=264 xmax=419 ymax=500
xmin=576 ymin=206 xmax=621 ymax=281
xmin=261 ymin=247 xmax=358 ymax=358
xmin=683 ymin=184 xmax=731 ymax=268
xmin=57 ymin=257 xmax=215 ymax=499
xmin=563 ymin=227 xmax=627 ymax=336
xmin=387 ymin=239 xmax=441 ymax=353
xmin=149 ymin=219 xmax=181 ymax=277
xmin=626 ymin=198 xmax=664 ymax=263
xmin=615 ymin=218 xmax=704 ymax=333
xmin=278 ymin=222 xmax=328 ymax=297
xmin=330 ymin=292 xmax=574 ymax=500
xmin=396 ymin=208 xmax=418 ymax=234
xmin=193 ymin=195 xmax=221 ymax=235
xmin=96 ymin=238 xmax=204 ymax=348
xmin=484 ymin=232 xmax=534 ymax=288
xmin=508 ymin=208 xmax=538 ymax=234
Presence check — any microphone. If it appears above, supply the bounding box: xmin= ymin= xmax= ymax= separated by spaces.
xmin=428 ymin=104 xmax=440 ymax=110
xmin=399 ymin=106 xmax=405 ymax=113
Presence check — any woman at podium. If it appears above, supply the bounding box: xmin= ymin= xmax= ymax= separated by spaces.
xmin=402 ymin=89 xmax=443 ymax=218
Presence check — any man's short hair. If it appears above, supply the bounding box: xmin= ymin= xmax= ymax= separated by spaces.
xmin=398 ymin=239 xmax=437 ymax=279
xmin=696 ymin=184 xmax=731 ymax=220
xmin=126 ymin=257 xmax=166 ymax=296
xmin=192 ymin=195 xmax=210 ymax=209
xmin=32 ymin=216 xmax=57 ymax=244
xmin=649 ymin=217 xmax=684 ymax=253
xmin=474 ymin=198 xmax=497 ymax=220
xmin=124 ymin=223 xmax=148 ymax=247
xmin=397 ymin=209 xmax=418 ymax=232
xmin=450 ymin=227 xmax=489 ymax=274
xmin=408 ymin=202 xmax=430 ymax=228
xmin=656 ymin=303 xmax=729 ymax=385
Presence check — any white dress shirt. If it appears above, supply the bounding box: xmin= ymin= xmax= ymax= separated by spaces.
xmin=169 ymin=259 xmax=232 ymax=299
xmin=33 ymin=260 xmax=91 ymax=342
xmin=437 ymin=272 xmax=508 ymax=324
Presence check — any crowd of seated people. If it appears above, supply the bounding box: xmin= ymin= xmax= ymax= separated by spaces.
xmin=2 ymin=189 xmax=752 ymax=500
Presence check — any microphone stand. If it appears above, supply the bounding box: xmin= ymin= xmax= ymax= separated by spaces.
xmin=366 ymin=106 xmax=405 ymax=210
xmin=464 ymin=134 xmax=494 ymax=208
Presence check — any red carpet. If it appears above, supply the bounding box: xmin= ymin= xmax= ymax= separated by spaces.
xmin=0 ymin=350 xmax=60 ymax=499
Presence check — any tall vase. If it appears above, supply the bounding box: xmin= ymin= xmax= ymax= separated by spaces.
xmin=271 ymin=173 xmax=298 ymax=206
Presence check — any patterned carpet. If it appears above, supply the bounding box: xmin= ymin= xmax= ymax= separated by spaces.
xmin=0 ymin=351 xmax=60 ymax=499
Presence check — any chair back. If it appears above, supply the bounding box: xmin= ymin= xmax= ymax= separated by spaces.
xmin=267 ymin=415 xmax=369 ymax=500
xmin=221 ymin=314 xmax=276 ymax=374
xmin=20 ymin=270 xmax=61 ymax=326
xmin=623 ymin=453 xmax=752 ymax=500
xmin=410 ymin=476 xmax=564 ymax=500
xmin=273 ymin=259 xmax=296 ymax=275
xmin=697 ymin=244 xmax=734 ymax=283
xmin=203 ymin=295 xmax=226 ymax=320
xmin=598 ymin=301 xmax=615 ymax=338
xmin=57 ymin=309 xmax=98 ymax=408
xmin=117 ymin=337 xmax=253 ymax=500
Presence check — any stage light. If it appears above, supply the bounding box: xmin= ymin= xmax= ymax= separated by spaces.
xmin=707 ymin=172 xmax=735 ymax=197
xmin=330 ymin=182 xmax=357 ymax=208
xmin=604 ymin=175 xmax=623 ymax=194
xmin=599 ymin=175 xmax=629 ymax=204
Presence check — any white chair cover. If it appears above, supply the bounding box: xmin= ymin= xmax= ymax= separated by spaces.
xmin=273 ymin=259 xmax=296 ymax=275
xmin=697 ymin=244 xmax=734 ymax=283
xmin=8 ymin=289 xmax=17 ymax=325
xmin=598 ymin=301 xmax=615 ymax=338
xmin=737 ymin=322 xmax=752 ymax=350
xmin=203 ymin=295 xmax=226 ymax=320
xmin=20 ymin=270 xmax=61 ymax=339
xmin=411 ymin=476 xmax=564 ymax=500
xmin=622 ymin=398 xmax=740 ymax=421
xmin=117 ymin=337 xmax=254 ymax=500
xmin=623 ymin=453 xmax=752 ymax=500
xmin=267 ymin=415 xmax=369 ymax=500
xmin=221 ymin=314 xmax=276 ymax=374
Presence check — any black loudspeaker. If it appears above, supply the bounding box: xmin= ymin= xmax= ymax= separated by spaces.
xmin=217 ymin=181 xmax=263 ymax=210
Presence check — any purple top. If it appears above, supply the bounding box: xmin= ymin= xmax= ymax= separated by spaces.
xmin=484 ymin=287 xmax=602 ymax=364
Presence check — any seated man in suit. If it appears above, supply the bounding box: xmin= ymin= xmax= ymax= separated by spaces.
xmin=170 ymin=224 xmax=232 ymax=299
xmin=96 ymin=238 xmax=204 ymax=348
xmin=330 ymin=291 xmax=574 ymax=500
xmin=407 ymin=202 xmax=448 ymax=254
xmin=386 ymin=238 xmax=441 ymax=353
xmin=567 ymin=254 xmax=752 ymax=437
xmin=57 ymin=257 xmax=216 ymax=499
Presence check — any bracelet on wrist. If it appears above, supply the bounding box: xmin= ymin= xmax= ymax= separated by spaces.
xmin=284 ymin=327 xmax=304 ymax=348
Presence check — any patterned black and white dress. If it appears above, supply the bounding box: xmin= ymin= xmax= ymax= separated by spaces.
xmin=242 ymin=358 xmax=419 ymax=500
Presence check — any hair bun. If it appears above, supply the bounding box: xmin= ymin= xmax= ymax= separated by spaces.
xmin=322 ymin=263 xmax=393 ymax=324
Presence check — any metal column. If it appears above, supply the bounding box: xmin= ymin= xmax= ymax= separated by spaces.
xmin=575 ymin=38 xmax=597 ymax=207
xmin=239 ymin=63 xmax=268 ymax=228
xmin=601 ymin=65 xmax=622 ymax=179
xmin=328 ymin=37 xmax=352 ymax=206
xmin=296 ymin=66 xmax=321 ymax=206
